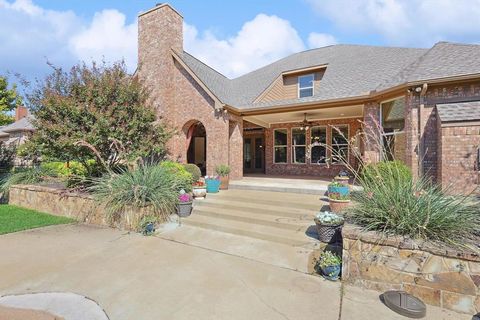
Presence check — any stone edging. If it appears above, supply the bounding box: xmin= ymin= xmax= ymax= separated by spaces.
xmin=10 ymin=184 xmax=94 ymax=200
xmin=342 ymin=224 xmax=480 ymax=262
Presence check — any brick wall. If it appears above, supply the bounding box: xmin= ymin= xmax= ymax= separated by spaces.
xmin=438 ymin=124 xmax=480 ymax=194
xmin=264 ymin=118 xmax=362 ymax=177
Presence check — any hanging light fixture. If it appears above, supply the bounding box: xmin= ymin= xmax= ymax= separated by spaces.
xmin=300 ymin=113 xmax=311 ymax=131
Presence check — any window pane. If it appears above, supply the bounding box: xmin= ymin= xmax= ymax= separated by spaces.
xmin=381 ymin=97 xmax=405 ymax=132
xmin=311 ymin=127 xmax=326 ymax=144
xmin=382 ymin=132 xmax=406 ymax=163
xmin=332 ymin=145 xmax=348 ymax=164
xmin=274 ymin=129 xmax=287 ymax=146
xmin=299 ymin=74 xmax=314 ymax=88
xmin=274 ymin=146 xmax=287 ymax=163
xmin=292 ymin=128 xmax=306 ymax=145
xmin=299 ymin=88 xmax=313 ymax=98
xmin=332 ymin=126 xmax=348 ymax=145
xmin=293 ymin=146 xmax=306 ymax=163
xmin=311 ymin=146 xmax=326 ymax=164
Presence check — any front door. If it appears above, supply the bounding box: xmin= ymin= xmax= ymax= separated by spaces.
xmin=244 ymin=134 xmax=265 ymax=173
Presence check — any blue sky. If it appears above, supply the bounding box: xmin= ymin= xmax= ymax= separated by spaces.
xmin=1 ymin=0 xmax=480 ymax=83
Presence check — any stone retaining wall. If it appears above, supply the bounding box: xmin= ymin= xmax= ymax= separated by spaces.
xmin=8 ymin=185 xmax=148 ymax=230
xmin=342 ymin=224 xmax=480 ymax=314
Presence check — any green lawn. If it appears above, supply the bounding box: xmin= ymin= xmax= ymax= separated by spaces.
xmin=0 ymin=205 xmax=75 ymax=235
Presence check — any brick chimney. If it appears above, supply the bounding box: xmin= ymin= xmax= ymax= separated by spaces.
xmin=137 ymin=3 xmax=183 ymax=116
xmin=15 ymin=106 xmax=28 ymax=121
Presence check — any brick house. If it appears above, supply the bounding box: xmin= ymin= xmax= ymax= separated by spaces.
xmin=137 ymin=3 xmax=480 ymax=194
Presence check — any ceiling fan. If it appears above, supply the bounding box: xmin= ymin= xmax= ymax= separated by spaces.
xmin=300 ymin=113 xmax=312 ymax=130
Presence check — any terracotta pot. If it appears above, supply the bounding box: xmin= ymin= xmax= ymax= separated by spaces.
xmin=220 ymin=175 xmax=229 ymax=190
xmin=328 ymin=198 xmax=350 ymax=213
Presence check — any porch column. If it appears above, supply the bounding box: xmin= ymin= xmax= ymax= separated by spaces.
xmin=228 ymin=115 xmax=243 ymax=180
xmin=363 ymin=102 xmax=381 ymax=163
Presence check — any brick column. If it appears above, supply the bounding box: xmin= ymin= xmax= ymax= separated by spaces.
xmin=363 ymin=102 xmax=381 ymax=163
xmin=228 ymin=115 xmax=243 ymax=180
xmin=405 ymin=91 xmax=420 ymax=178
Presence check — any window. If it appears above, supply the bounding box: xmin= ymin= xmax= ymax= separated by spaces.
xmin=273 ymin=129 xmax=288 ymax=163
xmin=292 ymin=128 xmax=306 ymax=163
xmin=380 ymin=97 xmax=406 ymax=162
xmin=310 ymin=126 xmax=327 ymax=164
xmin=331 ymin=125 xmax=349 ymax=164
xmin=298 ymin=74 xmax=314 ymax=98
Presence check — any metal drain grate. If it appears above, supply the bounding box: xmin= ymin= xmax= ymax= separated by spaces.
xmin=382 ymin=291 xmax=426 ymax=319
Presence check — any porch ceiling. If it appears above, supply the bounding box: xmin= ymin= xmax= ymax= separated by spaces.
xmin=243 ymin=105 xmax=364 ymax=128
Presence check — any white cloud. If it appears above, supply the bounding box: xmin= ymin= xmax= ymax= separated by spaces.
xmin=69 ymin=10 xmax=137 ymax=68
xmin=0 ymin=0 xmax=340 ymax=81
xmin=306 ymin=0 xmax=480 ymax=46
xmin=308 ymin=32 xmax=337 ymax=48
xmin=184 ymin=14 xmax=307 ymax=78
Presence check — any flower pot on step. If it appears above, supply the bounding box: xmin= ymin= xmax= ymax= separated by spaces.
xmin=177 ymin=201 xmax=193 ymax=217
xmin=220 ymin=176 xmax=229 ymax=190
xmin=193 ymin=186 xmax=207 ymax=199
xmin=328 ymin=198 xmax=350 ymax=213
xmin=314 ymin=218 xmax=344 ymax=243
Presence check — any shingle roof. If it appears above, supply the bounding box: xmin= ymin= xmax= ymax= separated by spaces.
xmin=1 ymin=116 xmax=35 ymax=133
xmin=436 ymin=101 xmax=480 ymax=123
xmin=179 ymin=42 xmax=480 ymax=110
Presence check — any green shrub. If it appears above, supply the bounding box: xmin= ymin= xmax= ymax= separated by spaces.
xmin=160 ymin=161 xmax=193 ymax=192
xmin=0 ymin=166 xmax=58 ymax=193
xmin=318 ymin=251 xmax=342 ymax=268
xmin=215 ymin=164 xmax=230 ymax=177
xmin=349 ymin=166 xmax=480 ymax=247
xmin=41 ymin=161 xmax=87 ymax=177
xmin=361 ymin=160 xmax=412 ymax=184
xmin=183 ymin=163 xmax=202 ymax=182
xmin=0 ymin=142 xmax=16 ymax=173
xmin=88 ymin=164 xmax=184 ymax=226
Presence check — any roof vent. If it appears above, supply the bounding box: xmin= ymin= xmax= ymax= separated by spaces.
xmin=156 ymin=3 xmax=163 ymax=6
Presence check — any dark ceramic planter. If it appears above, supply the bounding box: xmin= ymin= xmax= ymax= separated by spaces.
xmin=177 ymin=201 xmax=193 ymax=217
xmin=314 ymin=219 xmax=344 ymax=243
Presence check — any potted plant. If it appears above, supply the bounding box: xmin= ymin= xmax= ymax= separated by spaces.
xmin=327 ymin=181 xmax=350 ymax=197
xmin=328 ymin=192 xmax=351 ymax=213
xmin=138 ymin=215 xmax=158 ymax=236
xmin=205 ymin=175 xmax=221 ymax=193
xmin=215 ymin=164 xmax=231 ymax=190
xmin=334 ymin=170 xmax=350 ymax=185
xmin=316 ymin=250 xmax=342 ymax=281
xmin=177 ymin=191 xmax=193 ymax=217
xmin=192 ymin=180 xmax=207 ymax=199
xmin=314 ymin=211 xmax=344 ymax=243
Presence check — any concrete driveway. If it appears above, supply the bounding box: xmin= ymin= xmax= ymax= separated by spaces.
xmin=0 ymin=224 xmax=470 ymax=320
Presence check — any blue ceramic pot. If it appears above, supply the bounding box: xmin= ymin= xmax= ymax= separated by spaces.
xmin=321 ymin=264 xmax=341 ymax=281
xmin=205 ymin=179 xmax=221 ymax=193
xmin=328 ymin=185 xmax=350 ymax=197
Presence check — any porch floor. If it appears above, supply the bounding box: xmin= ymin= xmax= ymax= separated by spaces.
xmin=230 ymin=174 xmax=331 ymax=194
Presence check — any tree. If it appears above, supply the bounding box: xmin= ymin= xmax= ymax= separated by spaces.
xmin=0 ymin=75 xmax=22 ymax=125
xmin=27 ymin=61 xmax=172 ymax=172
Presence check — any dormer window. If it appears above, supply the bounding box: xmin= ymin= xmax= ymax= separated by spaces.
xmin=298 ymin=74 xmax=314 ymax=98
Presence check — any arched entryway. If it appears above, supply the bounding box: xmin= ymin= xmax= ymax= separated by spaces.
xmin=185 ymin=121 xmax=207 ymax=176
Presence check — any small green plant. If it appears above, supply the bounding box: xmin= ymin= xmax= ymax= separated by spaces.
xmin=41 ymin=161 xmax=88 ymax=177
xmin=215 ymin=164 xmax=230 ymax=177
xmin=318 ymin=251 xmax=342 ymax=268
xmin=315 ymin=211 xmax=344 ymax=225
xmin=328 ymin=181 xmax=346 ymax=188
xmin=0 ymin=166 xmax=58 ymax=193
xmin=328 ymin=192 xmax=350 ymax=201
xmin=183 ymin=163 xmax=201 ymax=182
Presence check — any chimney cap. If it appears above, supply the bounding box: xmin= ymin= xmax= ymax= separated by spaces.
xmin=138 ymin=3 xmax=183 ymax=18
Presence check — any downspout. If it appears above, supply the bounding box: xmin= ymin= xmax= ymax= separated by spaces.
xmin=418 ymin=83 xmax=428 ymax=178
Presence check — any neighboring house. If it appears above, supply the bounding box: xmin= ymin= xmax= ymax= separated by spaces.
xmin=0 ymin=106 xmax=35 ymax=146
xmin=137 ymin=4 xmax=480 ymax=194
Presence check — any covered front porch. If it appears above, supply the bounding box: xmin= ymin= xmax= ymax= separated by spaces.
xmin=240 ymin=104 xmax=365 ymax=179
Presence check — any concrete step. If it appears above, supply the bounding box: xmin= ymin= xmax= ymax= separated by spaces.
xmin=203 ymin=192 xmax=325 ymax=211
xmin=182 ymin=213 xmax=317 ymax=247
xmin=192 ymin=205 xmax=313 ymax=230
xmin=229 ymin=181 xmax=328 ymax=195
xmin=195 ymin=196 xmax=324 ymax=217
